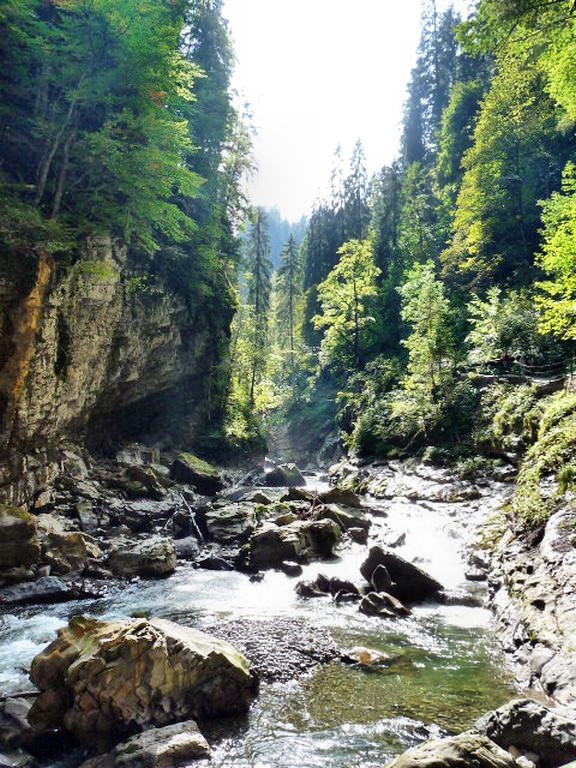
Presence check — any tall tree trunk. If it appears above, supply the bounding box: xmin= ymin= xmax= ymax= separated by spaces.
xmin=51 ymin=126 xmax=76 ymax=218
xmin=34 ymin=74 xmax=84 ymax=208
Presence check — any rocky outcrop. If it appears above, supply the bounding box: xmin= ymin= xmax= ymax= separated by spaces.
xmin=388 ymin=698 xmax=576 ymax=768
xmin=170 ymin=454 xmax=223 ymax=496
xmin=198 ymin=502 xmax=263 ymax=543
xmin=474 ymin=699 xmax=576 ymax=767
xmin=0 ymin=236 xmax=232 ymax=504
xmin=259 ymin=463 xmax=306 ymax=488
xmin=489 ymin=505 xmax=576 ymax=704
xmin=238 ymin=518 xmax=341 ymax=569
xmin=28 ymin=616 xmax=257 ymax=744
xmin=107 ymin=536 xmax=177 ymax=577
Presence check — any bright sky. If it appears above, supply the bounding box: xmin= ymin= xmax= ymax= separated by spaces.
xmin=222 ymin=0 xmax=472 ymax=221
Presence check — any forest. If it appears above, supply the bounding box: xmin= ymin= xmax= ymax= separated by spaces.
xmin=229 ymin=0 xmax=576 ymax=527
xmin=2 ymin=0 xmax=576 ymax=520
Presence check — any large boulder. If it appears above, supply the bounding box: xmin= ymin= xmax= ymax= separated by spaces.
xmin=170 ymin=454 xmax=223 ymax=496
xmin=474 ymin=699 xmax=576 ymax=767
xmin=260 ymin=463 xmax=306 ymax=488
xmin=197 ymin=502 xmax=264 ymax=544
xmin=0 ymin=506 xmax=40 ymax=576
xmin=239 ymin=518 xmax=341 ymax=569
xmin=28 ymin=616 xmax=258 ymax=744
xmin=316 ymin=503 xmax=371 ymax=532
xmin=318 ymin=487 xmax=363 ymax=508
xmin=360 ymin=546 xmax=443 ymax=604
xmin=79 ymin=721 xmax=210 ymax=768
xmin=108 ymin=536 xmax=176 ymax=577
xmin=37 ymin=515 xmax=102 ymax=575
xmin=385 ymin=731 xmax=516 ymax=768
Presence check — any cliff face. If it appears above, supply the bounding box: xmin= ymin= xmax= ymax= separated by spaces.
xmin=0 ymin=235 xmax=232 ymax=501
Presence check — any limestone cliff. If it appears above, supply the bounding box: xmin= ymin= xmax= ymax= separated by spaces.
xmin=0 ymin=235 xmax=233 ymax=502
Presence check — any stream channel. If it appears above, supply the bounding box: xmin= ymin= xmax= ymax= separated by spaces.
xmin=0 ymin=469 xmax=519 ymax=768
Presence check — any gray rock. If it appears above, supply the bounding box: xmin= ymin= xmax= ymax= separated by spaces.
xmin=0 ymin=576 xmax=101 ymax=606
xmin=0 ymin=507 xmax=40 ymax=573
xmin=372 ymin=564 xmax=394 ymax=593
xmin=239 ymin=518 xmax=341 ymax=570
xmin=318 ymin=487 xmax=363 ymax=508
xmin=0 ymin=748 xmax=34 ymax=768
xmin=260 ymin=463 xmax=306 ymax=488
xmin=348 ymin=526 xmax=368 ymax=544
xmin=317 ymin=503 xmax=371 ymax=532
xmin=474 ymin=699 xmax=576 ymax=767
xmin=173 ymin=536 xmax=201 ymax=560
xmin=108 ymin=536 xmax=176 ymax=577
xmin=359 ymin=591 xmax=411 ymax=619
xmin=79 ymin=720 xmax=210 ymax=768
xmin=199 ymin=503 xmax=263 ymax=544
xmin=386 ymin=731 xmax=516 ymax=768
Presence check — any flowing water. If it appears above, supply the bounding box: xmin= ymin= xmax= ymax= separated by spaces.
xmin=0 ymin=471 xmax=518 ymax=767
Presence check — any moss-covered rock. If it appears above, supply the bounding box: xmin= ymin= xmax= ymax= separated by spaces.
xmin=514 ymin=392 xmax=576 ymax=528
xmin=170 ymin=453 xmax=223 ymax=495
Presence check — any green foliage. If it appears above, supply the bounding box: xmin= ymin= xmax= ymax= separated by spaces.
xmin=514 ymin=392 xmax=576 ymax=528
xmin=442 ymin=44 xmax=568 ymax=288
xmin=0 ymin=0 xmax=206 ymax=254
xmin=473 ymin=383 xmax=541 ymax=457
xmin=466 ymin=287 xmax=563 ymax=364
xmin=313 ymin=239 xmax=380 ymax=372
xmin=399 ymin=260 xmax=455 ymax=396
xmin=537 ymin=163 xmax=576 ymax=340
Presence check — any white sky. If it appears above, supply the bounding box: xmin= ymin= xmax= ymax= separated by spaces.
xmin=222 ymin=0 xmax=472 ymax=221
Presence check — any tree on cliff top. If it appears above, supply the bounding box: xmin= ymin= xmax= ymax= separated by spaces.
xmin=0 ymin=0 xmax=246 ymax=261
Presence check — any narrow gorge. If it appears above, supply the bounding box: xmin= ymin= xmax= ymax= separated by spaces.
xmin=2 ymin=1 xmax=576 ymax=768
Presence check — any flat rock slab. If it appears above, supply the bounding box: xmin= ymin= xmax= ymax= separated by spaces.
xmin=0 ymin=576 xmax=101 ymax=607
xmin=202 ymin=617 xmax=341 ymax=683
xmin=386 ymin=731 xmax=516 ymax=768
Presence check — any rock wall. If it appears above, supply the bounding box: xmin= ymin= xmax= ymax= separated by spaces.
xmin=0 ymin=235 xmax=232 ymax=502
xmin=489 ymin=506 xmax=576 ymax=706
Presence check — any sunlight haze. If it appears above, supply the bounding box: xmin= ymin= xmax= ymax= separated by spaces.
xmin=223 ymin=0 xmax=472 ymax=221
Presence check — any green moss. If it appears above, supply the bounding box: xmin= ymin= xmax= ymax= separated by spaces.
xmin=178 ymin=452 xmax=219 ymax=478
xmin=514 ymin=392 xmax=576 ymax=528
xmin=72 ymin=259 xmax=117 ymax=282
xmin=473 ymin=383 xmax=541 ymax=457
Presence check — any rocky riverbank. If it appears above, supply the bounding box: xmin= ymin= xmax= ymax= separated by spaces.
xmin=329 ymin=457 xmax=576 ymax=768
xmin=1 ymin=447 xmax=572 ymax=768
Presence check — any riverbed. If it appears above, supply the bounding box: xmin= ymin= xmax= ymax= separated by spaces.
xmin=0 ymin=469 xmax=518 ymax=767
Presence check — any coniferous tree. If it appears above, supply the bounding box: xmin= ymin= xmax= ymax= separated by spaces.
xmin=246 ymin=207 xmax=273 ymax=404
xmin=277 ymin=234 xmax=303 ymax=380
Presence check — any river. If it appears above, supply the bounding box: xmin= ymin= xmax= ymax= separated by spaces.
xmin=0 ymin=469 xmax=518 ymax=767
